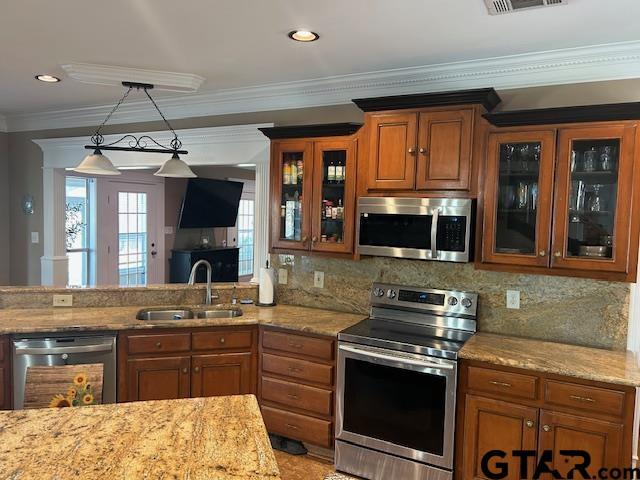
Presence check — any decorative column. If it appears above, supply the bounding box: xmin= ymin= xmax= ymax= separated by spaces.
xmin=41 ymin=167 xmax=69 ymax=286
xmin=251 ymin=151 xmax=270 ymax=284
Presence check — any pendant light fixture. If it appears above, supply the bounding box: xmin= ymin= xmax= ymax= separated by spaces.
xmin=76 ymin=82 xmax=196 ymax=177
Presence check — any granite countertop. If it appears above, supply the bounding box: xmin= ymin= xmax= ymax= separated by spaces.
xmin=0 ymin=395 xmax=280 ymax=479
xmin=460 ymin=332 xmax=640 ymax=387
xmin=0 ymin=303 xmax=366 ymax=337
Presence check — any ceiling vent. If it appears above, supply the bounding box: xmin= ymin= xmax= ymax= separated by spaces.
xmin=484 ymin=0 xmax=567 ymax=15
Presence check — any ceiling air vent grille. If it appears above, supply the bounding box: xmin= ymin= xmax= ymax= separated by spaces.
xmin=484 ymin=0 xmax=567 ymax=15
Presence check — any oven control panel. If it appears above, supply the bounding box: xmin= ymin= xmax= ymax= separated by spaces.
xmin=370 ymin=282 xmax=478 ymax=318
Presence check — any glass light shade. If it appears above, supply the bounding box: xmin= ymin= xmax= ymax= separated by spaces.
xmin=73 ymin=149 xmax=121 ymax=175
xmin=154 ymin=153 xmax=197 ymax=178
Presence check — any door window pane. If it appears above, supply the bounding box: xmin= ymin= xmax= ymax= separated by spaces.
xmin=118 ymin=192 xmax=148 ymax=286
xmin=237 ymin=199 xmax=254 ymax=277
xmin=566 ymin=139 xmax=619 ymax=259
xmin=65 ymin=176 xmax=95 ymax=287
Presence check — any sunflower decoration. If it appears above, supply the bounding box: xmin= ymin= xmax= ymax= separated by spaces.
xmin=49 ymin=372 xmax=97 ymax=408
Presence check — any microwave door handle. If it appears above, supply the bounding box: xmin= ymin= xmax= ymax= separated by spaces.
xmin=431 ymin=207 xmax=440 ymax=259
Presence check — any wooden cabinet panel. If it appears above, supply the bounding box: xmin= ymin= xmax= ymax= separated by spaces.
xmin=416 ymin=109 xmax=473 ymax=190
xmin=192 ymin=330 xmax=253 ymax=351
xmin=0 ymin=340 xmax=4 ymax=362
xmin=462 ymin=395 xmax=538 ymax=480
xmin=127 ymin=333 xmax=191 ymax=355
xmin=366 ymin=113 xmax=417 ymax=190
xmin=191 ymin=352 xmax=253 ymax=398
xmin=262 ymin=330 xmax=334 ymax=361
xmin=261 ymin=405 xmax=333 ymax=448
xmin=539 ymin=410 xmax=625 ymax=476
xmin=261 ymin=353 xmax=333 ymax=386
xmin=0 ymin=368 xmax=6 ymax=410
xmin=261 ymin=377 xmax=332 ymax=416
xmin=126 ymin=356 xmax=191 ymax=402
xmin=543 ymin=380 xmax=625 ymax=417
xmin=467 ymin=365 xmax=538 ymax=400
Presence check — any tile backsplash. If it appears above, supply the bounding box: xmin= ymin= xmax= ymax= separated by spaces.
xmin=271 ymin=255 xmax=630 ymax=350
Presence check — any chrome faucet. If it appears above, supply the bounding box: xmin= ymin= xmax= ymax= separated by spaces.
xmin=188 ymin=260 xmax=218 ymax=305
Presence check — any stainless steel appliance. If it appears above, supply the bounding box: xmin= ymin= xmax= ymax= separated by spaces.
xmin=12 ymin=333 xmax=117 ymax=409
xmin=336 ymin=283 xmax=478 ymax=480
xmin=356 ymin=197 xmax=474 ymax=262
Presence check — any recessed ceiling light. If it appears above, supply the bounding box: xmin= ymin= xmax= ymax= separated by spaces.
xmin=288 ymin=30 xmax=319 ymax=42
xmin=35 ymin=74 xmax=61 ymax=83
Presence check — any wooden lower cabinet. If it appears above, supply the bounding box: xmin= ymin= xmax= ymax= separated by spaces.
xmin=126 ymin=356 xmax=191 ymax=401
xmin=0 ymin=336 xmax=11 ymax=410
xmin=191 ymin=352 xmax=253 ymax=397
xmin=462 ymin=395 xmax=538 ymax=480
xmin=459 ymin=361 xmax=635 ymax=480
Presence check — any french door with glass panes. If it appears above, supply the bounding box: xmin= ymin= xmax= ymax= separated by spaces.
xmin=98 ymin=181 xmax=164 ymax=286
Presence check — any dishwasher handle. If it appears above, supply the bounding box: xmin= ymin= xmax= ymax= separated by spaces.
xmin=14 ymin=342 xmax=114 ymax=355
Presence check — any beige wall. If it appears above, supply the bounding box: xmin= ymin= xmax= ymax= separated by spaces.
xmin=0 ymin=132 xmax=9 ymax=284
xmin=6 ymin=78 xmax=640 ymax=285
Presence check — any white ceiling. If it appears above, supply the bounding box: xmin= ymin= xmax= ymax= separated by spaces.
xmin=1 ymin=0 xmax=640 ymax=127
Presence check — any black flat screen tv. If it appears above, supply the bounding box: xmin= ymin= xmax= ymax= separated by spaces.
xmin=178 ymin=178 xmax=244 ymax=228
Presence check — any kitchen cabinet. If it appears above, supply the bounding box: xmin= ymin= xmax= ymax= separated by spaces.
xmin=258 ymin=327 xmax=336 ymax=448
xmin=458 ymin=361 xmax=634 ymax=479
xmin=482 ymin=105 xmax=640 ymax=281
xmin=260 ymin=124 xmax=361 ymax=256
xmin=118 ymin=326 xmax=257 ymax=402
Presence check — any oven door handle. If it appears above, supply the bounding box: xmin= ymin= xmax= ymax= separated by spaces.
xmin=339 ymin=344 xmax=454 ymax=370
xmin=14 ymin=343 xmax=114 ymax=355
xmin=431 ymin=207 xmax=440 ymax=259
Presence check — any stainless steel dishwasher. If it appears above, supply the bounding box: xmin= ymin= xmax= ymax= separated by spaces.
xmin=12 ymin=333 xmax=117 ymax=409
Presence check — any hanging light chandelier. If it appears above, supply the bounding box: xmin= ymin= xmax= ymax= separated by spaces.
xmin=75 ymin=81 xmax=196 ymax=177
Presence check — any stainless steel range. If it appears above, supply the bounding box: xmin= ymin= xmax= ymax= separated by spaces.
xmin=335 ymin=282 xmax=478 ymax=480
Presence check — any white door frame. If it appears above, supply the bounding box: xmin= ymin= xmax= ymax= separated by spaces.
xmin=34 ymin=123 xmax=273 ymax=286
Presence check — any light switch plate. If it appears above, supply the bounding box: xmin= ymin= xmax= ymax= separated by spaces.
xmin=314 ymin=271 xmax=325 ymax=289
xmin=164 ymin=226 xmax=174 ymax=235
xmin=506 ymin=290 xmax=520 ymax=309
xmin=31 ymin=232 xmax=39 ymax=244
xmin=53 ymin=294 xmax=73 ymax=307
xmin=278 ymin=268 xmax=288 ymax=285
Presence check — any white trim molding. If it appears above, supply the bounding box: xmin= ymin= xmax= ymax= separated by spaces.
xmin=34 ymin=123 xmax=273 ymax=286
xmin=61 ymin=63 xmax=205 ymax=92
xmin=8 ymin=40 xmax=640 ymax=132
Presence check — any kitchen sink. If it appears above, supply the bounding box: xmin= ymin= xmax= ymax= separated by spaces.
xmin=136 ymin=308 xmax=195 ymax=321
xmin=196 ymin=308 xmax=243 ymax=319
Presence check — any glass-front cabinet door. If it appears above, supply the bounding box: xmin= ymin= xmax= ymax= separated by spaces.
xmin=271 ymin=141 xmax=313 ymax=250
xmin=551 ymin=125 xmax=636 ymax=273
xmin=482 ymin=131 xmax=556 ymax=267
xmin=311 ymin=140 xmax=357 ymax=253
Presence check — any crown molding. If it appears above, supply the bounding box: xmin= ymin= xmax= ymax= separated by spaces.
xmin=7 ymin=40 xmax=640 ymax=132
xmin=0 ymin=114 xmax=7 ymax=132
xmin=61 ymin=63 xmax=205 ymax=92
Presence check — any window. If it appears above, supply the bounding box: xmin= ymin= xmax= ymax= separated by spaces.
xmin=237 ymin=198 xmax=254 ymax=278
xmin=65 ymin=177 xmax=96 ymax=287
xmin=118 ymin=192 xmax=148 ymax=286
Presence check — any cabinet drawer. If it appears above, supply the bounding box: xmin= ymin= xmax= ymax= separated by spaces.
xmin=192 ymin=330 xmax=253 ymax=351
xmin=544 ymin=380 xmax=626 ymax=417
xmin=262 ymin=330 xmax=334 ymax=361
xmin=467 ymin=366 xmax=538 ymax=400
xmin=0 ymin=341 xmax=4 ymax=362
xmin=262 ymin=353 xmax=333 ymax=386
xmin=127 ymin=333 xmax=191 ymax=355
xmin=262 ymin=405 xmax=332 ymax=448
xmin=262 ymin=377 xmax=333 ymax=416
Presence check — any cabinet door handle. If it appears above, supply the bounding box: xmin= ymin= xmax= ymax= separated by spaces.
xmin=287 ymin=367 xmax=303 ymax=374
xmin=554 ymin=251 xmax=562 ymax=257
xmin=288 ymin=342 xmax=303 ymax=349
xmin=419 ymin=148 xmax=427 ymax=154
xmin=543 ymin=424 xmax=552 ymax=432
xmin=489 ymin=380 xmax=512 ymax=388
xmin=526 ymin=420 xmax=534 ymax=428
xmin=182 ymin=368 xmax=189 ymax=374
xmin=219 ymin=337 xmax=226 ymax=344
xmin=408 ymin=147 xmax=416 ymax=155
xmin=287 ymin=394 xmax=299 ymax=400
xmin=539 ymin=250 xmax=546 ymax=257
xmin=155 ymin=342 xmax=162 ymax=349
xmin=193 ymin=366 xmax=200 ymax=373
xmin=569 ymin=394 xmax=595 ymax=403
xmin=312 ymin=236 xmax=318 ymax=243
xmin=285 ymin=423 xmax=299 ymax=430
xmin=301 ymin=236 xmax=308 ymax=244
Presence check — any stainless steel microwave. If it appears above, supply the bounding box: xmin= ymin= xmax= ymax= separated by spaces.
xmin=356 ymin=197 xmax=474 ymax=263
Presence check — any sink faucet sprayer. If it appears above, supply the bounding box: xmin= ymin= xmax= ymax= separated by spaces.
xmin=188 ymin=259 xmax=219 ymax=305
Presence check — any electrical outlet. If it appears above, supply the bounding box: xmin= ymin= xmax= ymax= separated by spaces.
xmin=278 ymin=268 xmax=288 ymax=285
xmin=314 ymin=271 xmax=325 ymax=289
xmin=506 ymin=290 xmax=520 ymax=309
xmin=31 ymin=232 xmax=39 ymax=244
xmin=53 ymin=294 xmax=73 ymax=307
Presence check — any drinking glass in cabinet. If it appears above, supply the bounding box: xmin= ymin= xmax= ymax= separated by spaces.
xmin=494 ymin=142 xmax=542 ymax=255
xmin=280 ymin=152 xmax=304 ymax=241
xmin=566 ymin=139 xmax=620 ymax=259
xmin=320 ymin=150 xmax=347 ymax=244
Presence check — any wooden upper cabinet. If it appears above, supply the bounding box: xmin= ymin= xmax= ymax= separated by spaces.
xmin=416 ymin=109 xmax=473 ymax=190
xmin=126 ymin=356 xmax=191 ymax=402
xmin=551 ymin=125 xmax=636 ymax=274
xmin=462 ymin=395 xmax=538 ymax=480
xmin=366 ymin=112 xmax=417 ymax=190
xmin=191 ymin=352 xmax=254 ymax=398
xmin=538 ymin=410 xmax=625 ymax=477
xmin=482 ymin=130 xmax=557 ymax=268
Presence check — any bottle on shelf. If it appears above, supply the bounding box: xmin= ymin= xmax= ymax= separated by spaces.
xmin=327 ymin=159 xmax=336 ymax=183
xmin=283 ymin=161 xmax=291 ymax=185
xmin=297 ymin=159 xmax=304 ymax=183
xmin=331 ymin=204 xmax=338 ymax=219
xmin=290 ymin=160 xmax=298 ymax=185
xmin=325 ymin=201 xmax=333 ymax=219
xmin=336 ymin=199 xmax=344 ymax=220
xmin=293 ymin=191 xmax=301 ymax=240
xmin=335 ymin=159 xmax=344 ymax=183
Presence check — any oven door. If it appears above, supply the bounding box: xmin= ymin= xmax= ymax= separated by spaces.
xmin=336 ymin=343 xmax=457 ymax=469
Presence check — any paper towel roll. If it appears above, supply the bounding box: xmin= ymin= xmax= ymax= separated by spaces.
xmin=259 ymin=267 xmax=275 ymax=305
